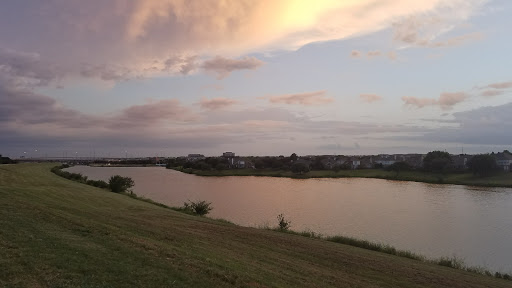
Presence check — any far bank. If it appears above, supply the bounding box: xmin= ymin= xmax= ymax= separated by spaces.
xmin=171 ymin=167 xmax=512 ymax=188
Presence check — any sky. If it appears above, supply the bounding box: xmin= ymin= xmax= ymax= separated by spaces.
xmin=1 ymin=0 xmax=511 ymax=158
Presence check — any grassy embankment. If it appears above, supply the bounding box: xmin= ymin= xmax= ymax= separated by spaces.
xmin=175 ymin=167 xmax=512 ymax=188
xmin=1 ymin=163 xmax=511 ymax=287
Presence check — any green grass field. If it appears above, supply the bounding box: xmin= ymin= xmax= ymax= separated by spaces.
xmin=1 ymin=163 xmax=510 ymax=287
xmin=180 ymin=167 xmax=512 ymax=188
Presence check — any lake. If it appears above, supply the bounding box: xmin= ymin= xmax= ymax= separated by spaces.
xmin=66 ymin=165 xmax=512 ymax=272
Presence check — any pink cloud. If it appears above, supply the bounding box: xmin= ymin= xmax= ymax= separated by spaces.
xmin=199 ymin=97 xmax=238 ymax=110
xmin=486 ymin=81 xmax=512 ymax=89
xmin=480 ymin=90 xmax=504 ymax=97
xmin=111 ymin=99 xmax=197 ymax=128
xmin=351 ymin=50 xmax=362 ymax=58
xmin=266 ymin=90 xmax=334 ymax=106
xmin=402 ymin=92 xmax=467 ymax=110
xmin=201 ymin=56 xmax=264 ymax=79
xmin=359 ymin=94 xmax=382 ymax=103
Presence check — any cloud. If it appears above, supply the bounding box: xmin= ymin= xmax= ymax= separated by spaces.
xmin=438 ymin=92 xmax=468 ymax=109
xmin=485 ymin=81 xmax=512 ymax=89
xmin=162 ymin=55 xmax=198 ymax=75
xmin=401 ymin=96 xmax=438 ymax=108
xmin=351 ymin=50 xmax=362 ymax=58
xmin=425 ymin=102 xmax=512 ymax=145
xmin=0 ymin=1 xmax=487 ymax=82
xmin=402 ymin=92 xmax=467 ymax=110
xmin=201 ymin=56 xmax=264 ymax=79
xmin=0 ymin=47 xmax=63 ymax=88
xmin=266 ymin=90 xmax=334 ymax=106
xmin=199 ymin=97 xmax=238 ymax=110
xmin=480 ymin=90 xmax=504 ymax=97
xmin=475 ymin=80 xmax=512 ymax=97
xmin=359 ymin=94 xmax=382 ymax=103
xmin=241 ymin=120 xmax=289 ymax=130
xmin=350 ymin=50 xmax=397 ymax=60
xmin=387 ymin=51 xmax=397 ymax=60
xmin=111 ymin=99 xmax=197 ymax=128
xmin=80 ymin=64 xmax=136 ymax=82
xmin=392 ymin=12 xmax=484 ymax=48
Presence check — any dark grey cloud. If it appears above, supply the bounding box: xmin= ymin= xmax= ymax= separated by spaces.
xmin=425 ymin=102 xmax=512 ymax=145
xmin=0 ymin=85 xmax=98 ymax=128
xmin=0 ymin=47 xmax=63 ymax=88
xmin=109 ymin=99 xmax=198 ymax=129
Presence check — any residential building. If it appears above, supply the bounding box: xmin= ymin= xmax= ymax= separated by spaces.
xmin=186 ymin=154 xmax=205 ymax=161
xmin=495 ymin=152 xmax=512 ymax=172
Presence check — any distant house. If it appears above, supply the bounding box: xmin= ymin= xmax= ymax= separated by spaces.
xmin=320 ymin=156 xmax=347 ymax=169
xmin=294 ymin=158 xmax=312 ymax=169
xmin=401 ymin=154 xmax=424 ymax=169
xmin=495 ymin=152 xmax=512 ymax=172
xmin=186 ymin=154 xmax=205 ymax=162
xmin=451 ymin=155 xmax=472 ymax=171
xmin=234 ymin=159 xmax=254 ymax=169
xmin=373 ymin=155 xmax=396 ymax=167
xmin=222 ymin=152 xmax=235 ymax=158
xmin=359 ymin=156 xmax=373 ymax=169
xmin=349 ymin=157 xmax=361 ymax=169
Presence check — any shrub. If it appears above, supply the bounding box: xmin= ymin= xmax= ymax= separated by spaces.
xmin=291 ymin=162 xmax=310 ymax=174
xmin=86 ymin=179 xmax=109 ymax=189
xmin=437 ymin=256 xmax=464 ymax=269
xmin=183 ymin=200 xmax=213 ymax=216
xmin=277 ymin=213 xmax=291 ymax=231
xmin=108 ymin=175 xmax=135 ymax=193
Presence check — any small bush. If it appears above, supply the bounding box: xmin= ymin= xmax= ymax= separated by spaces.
xmin=277 ymin=213 xmax=291 ymax=231
xmin=183 ymin=200 xmax=213 ymax=216
xmin=108 ymin=175 xmax=135 ymax=193
xmin=437 ymin=256 xmax=464 ymax=269
xmin=86 ymin=179 xmax=109 ymax=189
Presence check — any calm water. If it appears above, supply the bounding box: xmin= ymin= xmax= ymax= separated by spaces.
xmin=66 ymin=166 xmax=512 ymax=272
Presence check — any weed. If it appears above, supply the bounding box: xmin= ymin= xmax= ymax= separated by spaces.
xmin=277 ymin=214 xmax=291 ymax=231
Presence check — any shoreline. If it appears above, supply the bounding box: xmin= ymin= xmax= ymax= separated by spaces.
xmin=169 ymin=167 xmax=512 ymax=188
xmin=2 ymin=163 xmax=510 ymax=286
xmin=51 ymin=163 xmax=512 ymax=279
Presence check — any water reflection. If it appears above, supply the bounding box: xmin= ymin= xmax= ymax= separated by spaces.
xmin=66 ymin=166 xmax=512 ymax=272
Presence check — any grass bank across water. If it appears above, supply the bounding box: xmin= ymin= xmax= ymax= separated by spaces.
xmin=1 ymin=163 xmax=511 ymax=287
xmin=173 ymin=167 xmax=512 ymax=188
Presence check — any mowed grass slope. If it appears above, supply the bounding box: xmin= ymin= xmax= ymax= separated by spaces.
xmin=0 ymin=164 xmax=509 ymax=288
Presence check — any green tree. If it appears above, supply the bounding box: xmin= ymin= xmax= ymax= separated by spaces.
xmin=290 ymin=153 xmax=298 ymax=162
xmin=387 ymin=161 xmax=412 ymax=176
xmin=468 ymin=154 xmax=498 ymax=177
xmin=254 ymin=159 xmax=265 ymax=169
xmin=108 ymin=175 xmax=135 ymax=193
xmin=423 ymin=151 xmax=452 ymax=172
xmin=291 ymin=162 xmax=310 ymax=174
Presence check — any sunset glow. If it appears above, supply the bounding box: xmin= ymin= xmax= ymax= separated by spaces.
xmin=1 ymin=0 xmax=510 ymax=157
